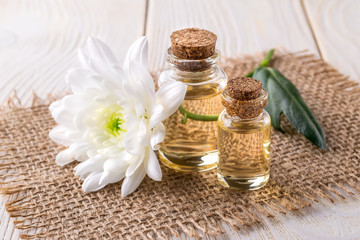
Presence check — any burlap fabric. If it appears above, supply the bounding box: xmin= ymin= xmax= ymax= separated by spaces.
xmin=0 ymin=51 xmax=359 ymax=239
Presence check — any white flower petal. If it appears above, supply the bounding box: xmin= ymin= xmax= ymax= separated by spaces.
xmin=124 ymin=112 xmax=141 ymax=127
xmin=50 ymin=104 xmax=75 ymax=129
xmin=55 ymin=148 xmax=75 ymax=166
xmin=137 ymin=117 xmax=150 ymax=147
xmin=87 ymin=148 xmax=97 ymax=158
xmin=89 ymin=58 xmax=119 ymax=84
xmin=80 ymin=37 xmax=123 ymax=85
xmin=134 ymin=101 xmax=145 ymax=117
xmin=98 ymin=172 xmax=111 ymax=186
xmin=98 ymin=172 xmax=117 ymax=186
xmin=87 ymin=37 xmax=119 ymax=66
xmin=93 ymin=92 xmax=122 ymax=106
xmin=74 ymin=155 xmax=106 ymax=179
xmin=49 ymin=125 xmax=74 ymax=146
xmin=127 ymin=60 xmax=155 ymax=95
xmin=82 ymin=172 xmax=106 ymax=192
xmin=122 ymin=83 xmax=144 ymax=115
xmin=145 ymin=149 xmax=162 ymax=181
xmin=78 ymin=48 xmax=91 ymax=69
xmin=99 ymin=158 xmax=128 ymax=185
xmin=121 ymin=165 xmax=146 ymax=197
xmin=126 ymin=156 xmax=142 ymax=177
xmin=123 ymin=36 xmax=148 ymax=70
xmin=157 ymin=70 xmax=170 ymax=87
xmin=150 ymin=123 xmax=165 ymax=150
xmin=57 ymin=142 xmax=90 ymax=165
xmin=123 ymin=137 xmax=140 ymax=156
xmin=62 ymin=94 xmax=91 ymax=110
xmin=66 ymin=69 xmax=101 ymax=94
xmin=73 ymin=110 xmax=88 ymax=132
xmin=93 ymin=135 xmax=109 ymax=145
xmin=49 ymin=99 xmax=62 ymax=113
xmin=149 ymin=104 xmax=165 ymax=130
xmin=122 ymin=61 xmax=155 ymax=116
xmin=73 ymin=143 xmax=92 ymax=162
xmin=154 ymin=80 xmax=186 ymax=124
xmin=124 ymin=127 xmax=145 ymax=156
xmin=103 ymin=158 xmax=129 ymax=174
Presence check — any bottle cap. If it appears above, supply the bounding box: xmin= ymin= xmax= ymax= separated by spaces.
xmin=170 ymin=28 xmax=217 ymax=60
xmin=222 ymin=77 xmax=268 ymax=119
xmin=227 ymin=77 xmax=262 ymax=100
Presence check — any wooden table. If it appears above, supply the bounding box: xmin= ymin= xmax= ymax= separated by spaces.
xmin=0 ymin=0 xmax=359 ymax=239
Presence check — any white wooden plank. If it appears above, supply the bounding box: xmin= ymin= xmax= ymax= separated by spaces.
xmin=0 ymin=0 xmax=147 ymax=105
xmin=303 ymin=0 xmax=360 ymax=82
xmin=0 ymin=0 xmax=146 ymax=239
xmin=146 ymin=0 xmax=319 ymax=71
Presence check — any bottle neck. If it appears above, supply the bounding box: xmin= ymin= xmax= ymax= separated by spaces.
xmin=167 ymin=48 xmax=221 ymax=82
xmin=221 ymin=88 xmax=269 ymax=119
xmin=225 ymin=110 xmax=264 ymax=122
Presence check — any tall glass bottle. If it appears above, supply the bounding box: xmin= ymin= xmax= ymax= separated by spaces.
xmin=158 ymin=28 xmax=227 ymax=172
xmin=217 ymin=77 xmax=271 ymax=190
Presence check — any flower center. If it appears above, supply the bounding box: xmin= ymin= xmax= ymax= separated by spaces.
xmin=95 ymin=104 xmax=125 ymax=137
xmin=106 ymin=111 xmax=125 ymax=136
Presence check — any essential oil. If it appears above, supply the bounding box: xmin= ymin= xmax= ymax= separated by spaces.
xmin=158 ymin=28 xmax=227 ymax=172
xmin=217 ymin=77 xmax=271 ymax=190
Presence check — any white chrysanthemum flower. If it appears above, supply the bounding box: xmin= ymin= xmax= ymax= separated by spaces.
xmin=49 ymin=37 xmax=186 ymax=197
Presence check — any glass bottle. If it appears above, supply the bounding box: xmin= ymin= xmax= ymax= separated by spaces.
xmin=217 ymin=78 xmax=271 ymax=190
xmin=158 ymin=48 xmax=227 ymax=172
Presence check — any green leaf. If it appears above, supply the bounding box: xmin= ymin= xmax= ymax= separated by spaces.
xmin=253 ymin=67 xmax=326 ymax=150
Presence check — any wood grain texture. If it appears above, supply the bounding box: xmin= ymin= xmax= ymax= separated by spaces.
xmin=303 ymin=0 xmax=360 ymax=82
xmin=0 ymin=0 xmax=146 ymax=105
xmin=216 ymin=195 xmax=360 ymax=240
xmin=146 ymin=0 xmax=319 ymax=71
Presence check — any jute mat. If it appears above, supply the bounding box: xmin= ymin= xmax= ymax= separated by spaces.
xmin=0 ymin=51 xmax=359 ymax=239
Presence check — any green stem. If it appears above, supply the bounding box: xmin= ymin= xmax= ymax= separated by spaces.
xmin=246 ymin=49 xmax=275 ymax=77
xmin=179 ymin=105 xmax=218 ymax=123
xmin=179 ymin=49 xmax=275 ymax=123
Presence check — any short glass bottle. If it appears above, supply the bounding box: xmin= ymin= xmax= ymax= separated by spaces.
xmin=158 ymin=48 xmax=227 ymax=172
xmin=217 ymin=87 xmax=271 ymax=190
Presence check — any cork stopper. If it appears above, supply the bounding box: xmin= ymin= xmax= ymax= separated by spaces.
xmin=227 ymin=77 xmax=262 ymax=100
xmin=222 ymin=77 xmax=268 ymax=119
xmin=170 ymin=28 xmax=217 ymax=60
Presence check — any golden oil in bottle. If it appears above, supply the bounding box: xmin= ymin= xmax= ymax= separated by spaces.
xmin=158 ymin=28 xmax=227 ymax=172
xmin=160 ymin=91 xmax=223 ymax=172
xmin=217 ymin=77 xmax=271 ymax=190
